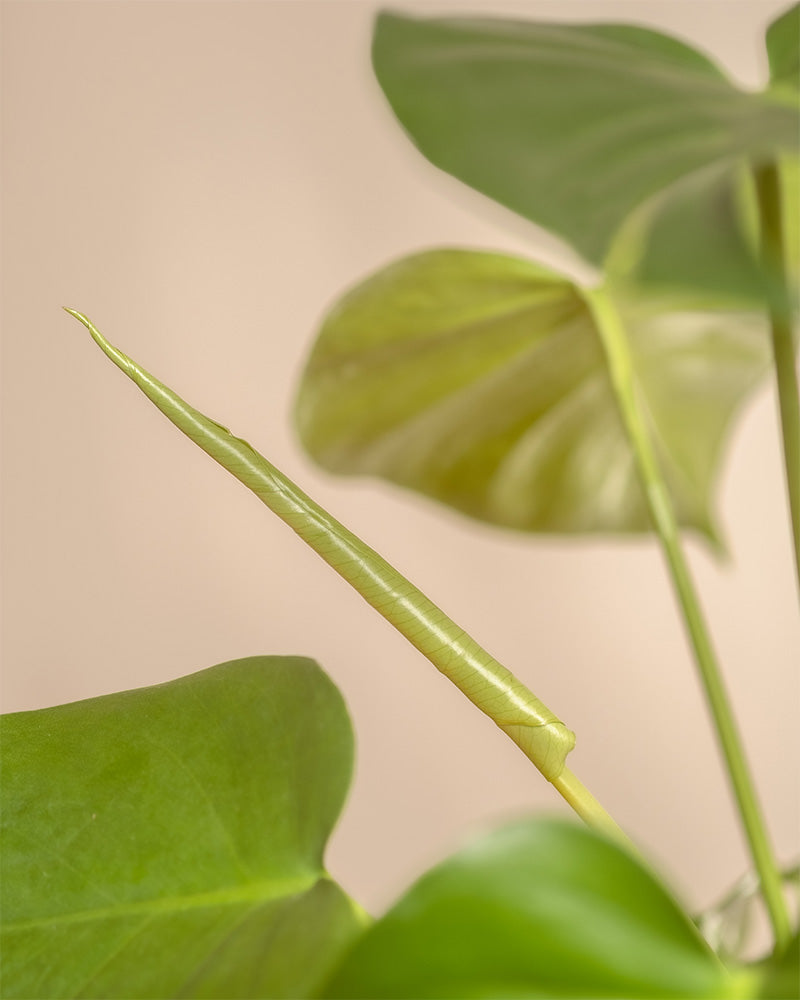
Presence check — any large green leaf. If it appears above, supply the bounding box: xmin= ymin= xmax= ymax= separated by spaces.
xmin=372 ymin=12 xmax=798 ymax=271
xmin=608 ymin=6 xmax=799 ymax=306
xmin=0 ymin=656 xmax=365 ymax=999
xmin=295 ymin=249 xmax=768 ymax=540
xmin=323 ymin=816 xmax=749 ymax=999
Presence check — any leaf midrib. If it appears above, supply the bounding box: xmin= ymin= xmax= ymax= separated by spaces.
xmin=2 ymin=872 xmax=322 ymax=933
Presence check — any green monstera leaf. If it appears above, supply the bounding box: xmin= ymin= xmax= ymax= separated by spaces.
xmin=371 ymin=10 xmax=799 ymax=279
xmin=610 ymin=5 xmax=800 ymax=306
xmin=296 ymin=249 xmax=768 ymax=540
xmin=323 ymin=816 xmax=750 ymax=999
xmin=0 ymin=656 xmax=366 ymax=999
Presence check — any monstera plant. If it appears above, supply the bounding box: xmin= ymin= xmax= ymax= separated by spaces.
xmin=2 ymin=5 xmax=798 ymax=998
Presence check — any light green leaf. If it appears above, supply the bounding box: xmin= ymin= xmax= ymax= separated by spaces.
xmin=372 ymin=12 xmax=798 ymax=270
xmin=766 ymin=4 xmax=800 ymax=94
xmin=323 ymin=816 xmax=749 ymax=999
xmin=295 ymin=249 xmax=768 ymax=541
xmin=0 ymin=656 xmax=366 ymax=999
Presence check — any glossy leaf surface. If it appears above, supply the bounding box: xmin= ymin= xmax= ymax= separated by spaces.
xmin=296 ymin=249 xmax=768 ymax=540
xmin=372 ymin=12 xmax=798 ymax=269
xmin=0 ymin=656 xmax=364 ymax=998
xmin=324 ymin=816 xmax=747 ymax=999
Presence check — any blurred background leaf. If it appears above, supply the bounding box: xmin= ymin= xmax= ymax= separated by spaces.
xmin=323 ymin=816 xmax=747 ymax=999
xmin=296 ymin=249 xmax=768 ymax=542
xmin=698 ymin=864 xmax=799 ymax=966
xmin=609 ymin=3 xmax=799 ymax=306
xmin=371 ymin=9 xmax=799 ymax=300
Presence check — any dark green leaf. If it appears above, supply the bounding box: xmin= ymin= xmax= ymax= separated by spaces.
xmin=323 ymin=816 xmax=748 ymax=999
xmin=608 ymin=153 xmax=800 ymax=308
xmin=607 ymin=162 xmax=765 ymax=306
xmin=756 ymin=932 xmax=800 ymax=998
xmin=372 ymin=12 xmax=798 ymax=269
xmin=0 ymin=656 xmax=365 ymax=999
xmin=766 ymin=4 xmax=800 ymax=93
xmin=295 ymin=249 xmax=768 ymax=541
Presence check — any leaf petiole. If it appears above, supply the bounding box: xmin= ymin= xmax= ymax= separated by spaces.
xmin=753 ymin=161 xmax=800 ymax=598
xmin=584 ymin=284 xmax=792 ymax=952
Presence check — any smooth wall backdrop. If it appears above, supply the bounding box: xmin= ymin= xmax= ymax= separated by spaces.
xmin=3 ymin=0 xmax=798 ymax=917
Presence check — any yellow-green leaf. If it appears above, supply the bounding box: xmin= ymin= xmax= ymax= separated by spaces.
xmin=296 ymin=249 xmax=768 ymax=541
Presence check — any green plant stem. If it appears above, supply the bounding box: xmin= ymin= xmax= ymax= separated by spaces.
xmin=753 ymin=161 xmax=800 ymax=597
xmin=552 ymin=768 xmax=632 ymax=847
xmin=66 ymin=308 xmax=627 ymax=843
xmin=585 ymin=285 xmax=791 ymax=953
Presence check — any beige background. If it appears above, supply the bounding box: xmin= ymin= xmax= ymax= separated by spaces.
xmin=2 ymin=0 xmax=798 ymax=921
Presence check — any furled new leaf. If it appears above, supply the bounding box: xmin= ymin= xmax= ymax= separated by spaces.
xmin=371 ymin=11 xmax=798 ymax=274
xmin=323 ymin=816 xmax=749 ymax=999
xmin=66 ymin=308 xmax=576 ymax=783
xmin=0 ymin=656 xmax=365 ymax=999
xmin=296 ymin=249 xmax=768 ymax=540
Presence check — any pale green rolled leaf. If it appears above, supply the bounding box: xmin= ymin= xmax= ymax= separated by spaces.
xmin=0 ymin=656 xmax=365 ymax=999
xmin=323 ymin=816 xmax=749 ymax=999
xmin=372 ymin=11 xmax=799 ymax=272
xmin=296 ymin=249 xmax=769 ymax=541
xmin=65 ymin=309 xmax=575 ymax=783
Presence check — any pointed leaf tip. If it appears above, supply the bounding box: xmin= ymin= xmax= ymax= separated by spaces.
xmin=63 ymin=309 xmax=138 ymax=379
